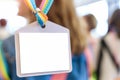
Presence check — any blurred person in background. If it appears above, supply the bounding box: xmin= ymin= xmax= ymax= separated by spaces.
xmin=96 ymin=9 xmax=120 ymax=80
xmin=0 ymin=19 xmax=10 ymax=40
xmin=2 ymin=0 xmax=88 ymax=80
xmin=80 ymin=14 xmax=97 ymax=80
xmin=0 ymin=19 xmax=10 ymax=80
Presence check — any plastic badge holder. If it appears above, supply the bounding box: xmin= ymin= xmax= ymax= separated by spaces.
xmin=15 ymin=21 xmax=72 ymax=77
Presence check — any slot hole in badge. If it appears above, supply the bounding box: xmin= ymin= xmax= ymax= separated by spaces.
xmin=42 ymin=25 xmax=46 ymax=29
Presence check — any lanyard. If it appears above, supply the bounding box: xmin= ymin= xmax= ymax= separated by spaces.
xmin=24 ymin=0 xmax=54 ymax=28
xmin=0 ymin=41 xmax=10 ymax=80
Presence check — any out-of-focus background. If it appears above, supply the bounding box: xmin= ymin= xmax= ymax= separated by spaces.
xmin=0 ymin=0 xmax=120 ymax=80
xmin=0 ymin=0 xmax=119 ymax=37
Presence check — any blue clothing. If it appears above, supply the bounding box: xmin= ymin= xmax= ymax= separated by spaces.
xmin=0 ymin=40 xmax=10 ymax=80
xmin=2 ymin=36 xmax=51 ymax=80
xmin=2 ymin=36 xmax=88 ymax=80
xmin=67 ymin=54 xmax=88 ymax=80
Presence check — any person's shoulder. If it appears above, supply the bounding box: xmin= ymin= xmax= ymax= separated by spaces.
xmin=7 ymin=35 xmax=14 ymax=41
xmin=3 ymin=35 xmax=15 ymax=45
xmin=2 ymin=35 xmax=15 ymax=52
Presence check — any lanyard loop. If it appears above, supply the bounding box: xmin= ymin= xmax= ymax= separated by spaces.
xmin=24 ymin=0 xmax=54 ymax=28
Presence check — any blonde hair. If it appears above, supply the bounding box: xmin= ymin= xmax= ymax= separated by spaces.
xmin=35 ymin=0 xmax=86 ymax=54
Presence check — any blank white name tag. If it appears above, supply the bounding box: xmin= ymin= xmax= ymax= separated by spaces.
xmin=15 ymin=21 xmax=72 ymax=77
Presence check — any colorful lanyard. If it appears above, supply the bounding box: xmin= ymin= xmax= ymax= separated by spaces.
xmin=0 ymin=42 xmax=10 ymax=80
xmin=24 ymin=0 xmax=54 ymax=28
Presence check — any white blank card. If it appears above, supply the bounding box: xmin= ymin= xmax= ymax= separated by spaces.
xmin=15 ymin=21 xmax=72 ymax=77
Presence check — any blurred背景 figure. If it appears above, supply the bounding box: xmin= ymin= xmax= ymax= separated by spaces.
xmin=0 ymin=19 xmax=10 ymax=80
xmin=2 ymin=0 xmax=88 ymax=80
xmin=81 ymin=14 xmax=98 ymax=80
xmin=96 ymin=9 xmax=120 ymax=80
xmin=0 ymin=19 xmax=10 ymax=40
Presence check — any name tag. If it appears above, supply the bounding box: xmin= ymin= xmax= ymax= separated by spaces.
xmin=15 ymin=21 xmax=72 ymax=77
